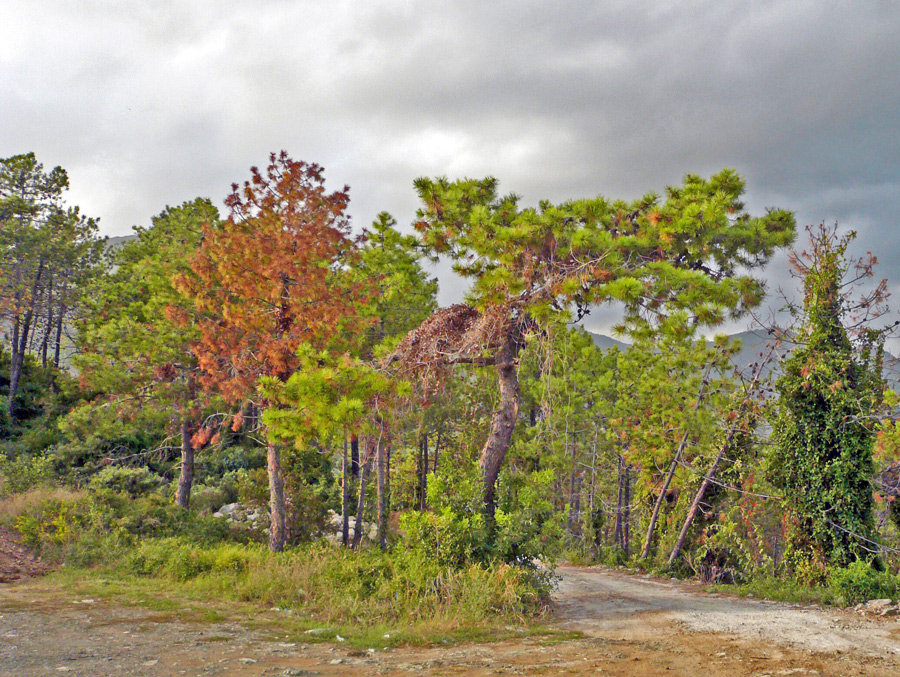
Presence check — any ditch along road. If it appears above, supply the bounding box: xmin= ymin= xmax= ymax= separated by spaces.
xmin=2 ymin=554 xmax=900 ymax=675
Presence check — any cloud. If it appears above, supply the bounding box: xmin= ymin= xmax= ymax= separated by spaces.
xmin=2 ymin=0 xmax=898 ymax=323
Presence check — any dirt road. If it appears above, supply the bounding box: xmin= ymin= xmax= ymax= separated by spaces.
xmin=2 ymin=564 xmax=900 ymax=675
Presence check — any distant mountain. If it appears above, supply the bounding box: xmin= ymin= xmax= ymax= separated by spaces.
xmin=105 ymin=234 xmax=136 ymax=250
xmin=587 ymin=329 xmax=900 ymax=392
xmin=587 ymin=333 xmax=629 ymax=352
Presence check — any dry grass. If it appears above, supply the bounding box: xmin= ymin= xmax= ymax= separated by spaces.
xmin=0 ymin=486 xmax=87 ymax=527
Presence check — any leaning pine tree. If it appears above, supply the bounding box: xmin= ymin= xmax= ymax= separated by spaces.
xmin=393 ymin=170 xmax=795 ymax=526
xmin=769 ymin=225 xmax=890 ymax=577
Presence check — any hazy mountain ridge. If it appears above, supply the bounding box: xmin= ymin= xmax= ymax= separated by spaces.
xmin=587 ymin=329 xmax=900 ymax=392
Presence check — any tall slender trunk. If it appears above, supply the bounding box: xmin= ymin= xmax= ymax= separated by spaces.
xmin=52 ymin=284 xmax=68 ymax=370
xmin=567 ymin=432 xmax=579 ymax=534
xmin=480 ymin=337 xmax=522 ymax=523
xmin=623 ymin=464 xmax=632 ymax=556
xmin=8 ymin=317 xmax=21 ymax=419
xmin=667 ymin=350 xmax=771 ymax=567
xmin=640 ymin=362 xmax=715 ymax=560
xmin=175 ymin=418 xmax=194 ymax=509
xmin=376 ymin=431 xmax=388 ymax=551
xmin=641 ymin=428 xmax=690 ymax=559
xmin=341 ymin=436 xmax=350 ymax=547
xmin=8 ymin=256 xmax=45 ymax=418
xmin=352 ymin=446 xmax=374 ymax=548
xmin=267 ymin=439 xmax=287 ymax=552
xmin=420 ymin=432 xmax=428 ymax=510
xmin=433 ymin=430 xmax=441 ymax=474
xmin=40 ymin=279 xmax=54 ymax=368
xmin=350 ymin=434 xmax=360 ymax=477
xmin=614 ymin=455 xmax=626 ymax=550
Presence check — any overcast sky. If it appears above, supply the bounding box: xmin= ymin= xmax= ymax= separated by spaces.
xmin=3 ymin=1 xmax=899 ymax=334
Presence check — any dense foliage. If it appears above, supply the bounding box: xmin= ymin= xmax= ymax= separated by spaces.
xmin=769 ymin=227 xmax=888 ymax=576
xmin=4 ymin=151 xmax=900 ymax=627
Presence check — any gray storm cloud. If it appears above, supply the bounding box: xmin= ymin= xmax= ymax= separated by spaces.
xmin=2 ymin=0 xmax=898 ymax=326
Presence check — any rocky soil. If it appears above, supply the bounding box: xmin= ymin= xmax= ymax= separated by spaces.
xmin=0 ymin=527 xmax=46 ymax=584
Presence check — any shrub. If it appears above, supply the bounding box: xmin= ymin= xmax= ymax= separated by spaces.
xmin=88 ymin=466 xmax=164 ymax=498
xmin=829 ymin=560 xmax=900 ymax=606
xmin=0 ymin=452 xmax=54 ymax=496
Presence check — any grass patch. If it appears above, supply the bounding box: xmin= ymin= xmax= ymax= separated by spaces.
xmin=708 ymin=576 xmax=838 ymax=605
xmin=29 ymin=537 xmax=556 ymax=648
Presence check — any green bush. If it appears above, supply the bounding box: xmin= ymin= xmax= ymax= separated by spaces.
xmin=88 ymin=466 xmax=164 ymax=498
xmin=0 ymin=452 xmax=54 ymax=496
xmin=188 ymin=483 xmax=231 ymax=514
xmin=829 ymin=560 xmax=900 ymax=606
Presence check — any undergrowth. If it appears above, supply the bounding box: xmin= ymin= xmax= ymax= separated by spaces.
xmin=2 ymin=486 xmax=554 ymax=644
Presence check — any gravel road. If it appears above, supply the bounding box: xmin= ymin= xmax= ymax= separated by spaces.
xmin=2 ymin=564 xmax=900 ymax=675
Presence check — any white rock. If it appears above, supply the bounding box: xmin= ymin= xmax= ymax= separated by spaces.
xmin=864 ymin=598 xmax=894 ymax=612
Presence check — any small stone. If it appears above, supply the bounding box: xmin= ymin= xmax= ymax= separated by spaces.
xmin=881 ymin=606 xmax=900 ymax=617
xmin=239 ymin=658 xmax=258 ymax=664
xmin=304 ymin=628 xmax=331 ymax=635
xmin=335 ymin=634 xmax=345 ymax=642
xmin=329 ymin=659 xmax=344 ymax=665
xmin=56 ymin=669 xmax=73 ymax=673
xmin=143 ymin=660 xmax=159 ymax=666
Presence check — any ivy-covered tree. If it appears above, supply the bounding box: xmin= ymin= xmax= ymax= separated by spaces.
xmin=181 ymin=152 xmax=371 ymax=551
xmin=768 ymin=225 xmax=889 ymax=575
xmin=395 ymin=170 xmax=795 ymax=522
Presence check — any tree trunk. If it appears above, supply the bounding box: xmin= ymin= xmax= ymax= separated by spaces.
xmin=53 ymin=298 xmax=67 ymax=370
xmin=567 ymin=432 xmax=579 ymax=534
xmin=350 ymin=434 xmax=360 ymax=477
xmin=175 ymin=418 xmax=194 ymax=509
xmin=8 ymin=255 xmax=43 ymax=420
xmin=433 ymin=430 xmax=441 ymax=474
xmin=341 ymin=436 xmax=350 ymax=547
xmin=267 ymin=440 xmax=287 ymax=552
xmin=667 ymin=350 xmax=771 ymax=567
xmin=377 ymin=431 xmax=388 ymax=551
xmin=667 ymin=425 xmax=739 ymax=567
xmin=623 ymin=464 xmax=631 ymax=556
xmin=640 ymin=363 xmax=715 ymax=559
xmin=614 ymin=455 xmax=625 ymax=550
xmin=480 ymin=339 xmax=522 ymax=523
xmin=420 ymin=432 xmax=429 ymax=510
xmin=40 ymin=279 xmax=54 ymax=368
xmin=352 ymin=444 xmax=374 ymax=549
xmin=640 ymin=428 xmax=690 ymax=559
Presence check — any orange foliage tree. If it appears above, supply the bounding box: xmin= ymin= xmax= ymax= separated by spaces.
xmin=181 ymin=151 xmax=370 ymax=551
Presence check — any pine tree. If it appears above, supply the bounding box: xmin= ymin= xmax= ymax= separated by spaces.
xmin=1 ymin=153 xmax=104 ymax=419
xmin=181 ymin=152 xmax=371 ymax=551
xmin=73 ymin=198 xmax=219 ymax=508
xmin=395 ymin=170 xmax=795 ymax=522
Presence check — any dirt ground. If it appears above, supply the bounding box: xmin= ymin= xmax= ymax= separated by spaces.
xmin=2 ymin=561 xmax=900 ymax=675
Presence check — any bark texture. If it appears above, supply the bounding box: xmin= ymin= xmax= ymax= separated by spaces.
xmin=480 ymin=340 xmax=521 ymax=523
xmin=175 ymin=419 xmax=194 ymax=509
xmin=267 ymin=441 xmax=287 ymax=552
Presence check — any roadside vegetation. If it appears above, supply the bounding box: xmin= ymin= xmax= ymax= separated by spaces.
xmin=4 ymin=151 xmax=900 ymax=642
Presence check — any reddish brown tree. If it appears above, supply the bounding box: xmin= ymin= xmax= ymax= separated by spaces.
xmin=182 ymin=152 xmax=369 ymax=551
